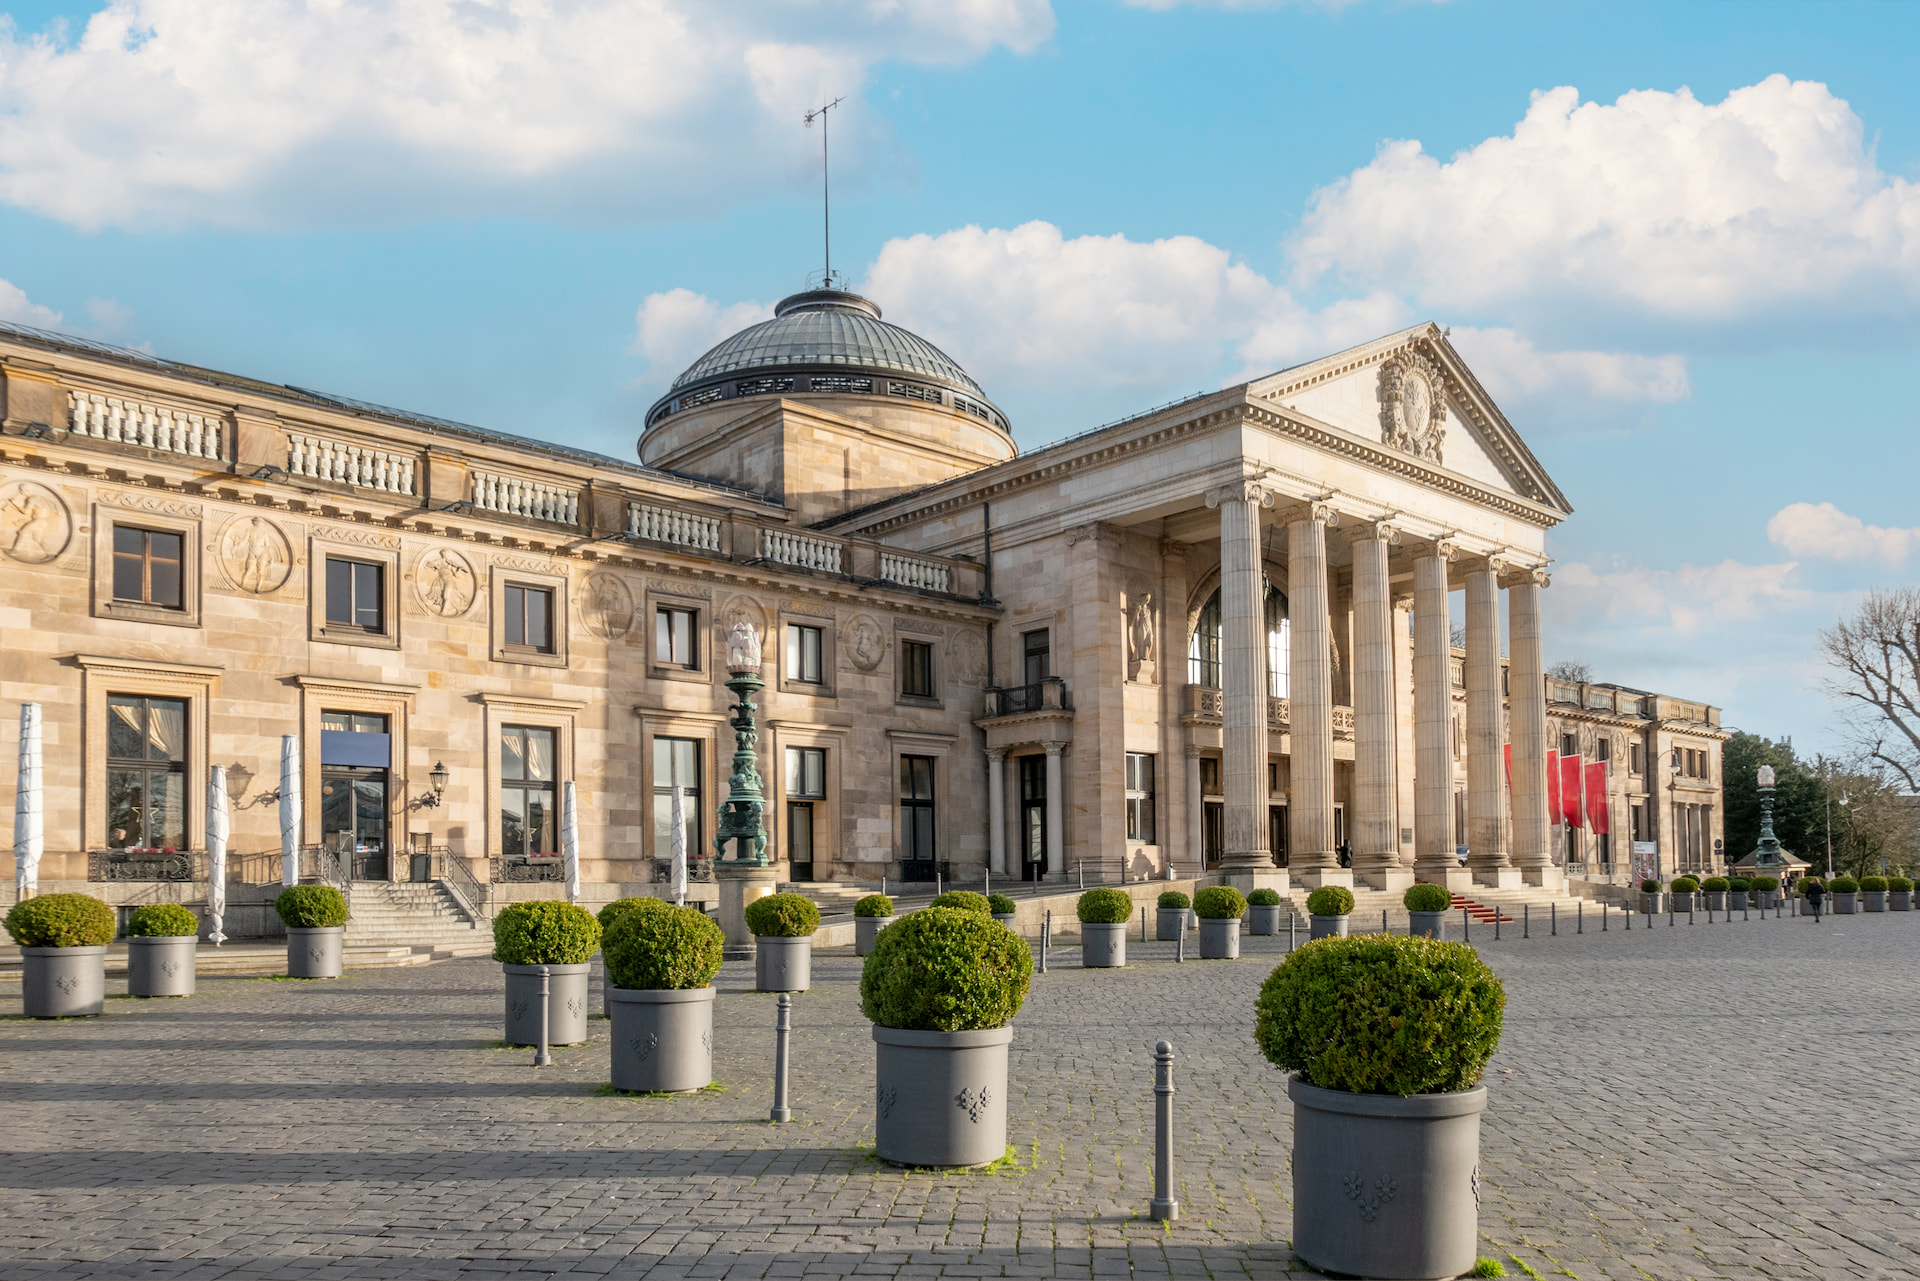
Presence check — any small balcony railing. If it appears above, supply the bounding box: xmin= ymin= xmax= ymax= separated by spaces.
xmin=982 ymin=678 xmax=1072 ymax=718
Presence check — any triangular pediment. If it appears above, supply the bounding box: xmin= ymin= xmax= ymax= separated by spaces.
xmin=1246 ymin=324 xmax=1571 ymax=514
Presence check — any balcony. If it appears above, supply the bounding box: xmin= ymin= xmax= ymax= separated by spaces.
xmin=1182 ymin=685 xmax=1354 ymax=737
xmin=982 ymin=678 xmax=1072 ymax=719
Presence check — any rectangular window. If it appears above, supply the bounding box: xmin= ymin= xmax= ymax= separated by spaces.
xmin=785 ymin=746 xmax=826 ymax=799
xmin=652 ymin=737 xmax=701 ymax=863
xmin=1561 ymin=732 xmax=1578 ymax=758
xmin=1629 ymin=742 xmax=1643 ymax=775
xmin=901 ymin=639 xmax=934 ymax=698
xmin=1126 ymin=752 xmax=1156 ymax=843
xmin=900 ymin=755 xmax=936 ymax=863
xmin=105 ymin=694 xmax=187 ymax=851
xmin=785 ymin=623 xmax=823 ymax=684
xmin=1595 ymin=738 xmax=1610 ymax=763
xmin=504 ymin=584 xmax=554 ymax=652
xmin=655 ymin=606 xmax=698 ymax=668
xmin=1631 ymin=803 xmax=1646 ymax=842
xmin=1200 ymin=756 xmax=1221 ymax=796
xmin=499 ymin=725 xmax=557 ymax=858
xmin=111 ymin=526 xmax=184 ymax=608
xmin=1022 ymin=628 xmax=1050 ymax=685
xmin=1267 ymin=762 xmax=1280 ymax=797
xmin=325 ymin=557 xmax=385 ymax=631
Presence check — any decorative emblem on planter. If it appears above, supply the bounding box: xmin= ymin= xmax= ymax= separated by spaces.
xmin=161 ymin=961 xmax=180 ymax=977
xmin=876 ymin=1085 xmax=897 ymax=1120
xmin=631 ymin=1032 xmax=659 ymax=1062
xmin=955 ymin=1085 xmax=992 ymax=1123
xmin=1470 ymin=1164 xmax=1481 ymax=1210
xmin=54 ymin=975 xmax=81 ymax=994
xmin=566 ymin=997 xmax=583 ymax=1018
xmin=510 ymin=999 xmax=530 ymax=1020
xmin=1342 ymin=1172 xmax=1396 ymax=1222
xmin=308 ymin=946 xmax=329 ymax=963
xmin=701 ymin=1029 xmax=712 ymax=1053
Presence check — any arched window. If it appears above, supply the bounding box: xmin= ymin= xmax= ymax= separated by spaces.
xmin=1189 ymin=583 xmax=1289 ymax=696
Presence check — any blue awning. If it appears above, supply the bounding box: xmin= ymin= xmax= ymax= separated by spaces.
xmin=321 ymin=730 xmax=390 ymax=768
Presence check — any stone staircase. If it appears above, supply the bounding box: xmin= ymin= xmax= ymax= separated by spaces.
xmin=343 ymin=881 xmax=493 ymax=959
xmin=777 ymin=880 xmax=881 ymax=921
xmin=1286 ymin=881 xmax=1588 ymax=933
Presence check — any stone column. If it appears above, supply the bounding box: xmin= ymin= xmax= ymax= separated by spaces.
xmin=1044 ymin=742 xmax=1066 ymax=878
xmin=1351 ymin=523 xmax=1409 ymax=890
xmin=1464 ymin=561 xmax=1519 ymax=888
xmin=986 ymin=748 xmax=1007 ymax=877
xmin=1507 ymin=570 xmax=1555 ymax=889
xmin=1393 ymin=593 xmax=1418 ymax=869
xmin=1288 ymin=502 xmax=1343 ymax=887
xmin=1205 ymin=481 xmax=1275 ymax=882
xmin=1185 ymin=744 xmax=1204 ymax=875
xmin=1412 ymin=542 xmax=1466 ymax=887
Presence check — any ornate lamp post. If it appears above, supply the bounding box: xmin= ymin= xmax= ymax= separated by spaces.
xmin=714 ymin=621 xmax=770 ymax=867
xmin=1753 ymin=765 xmax=1784 ymax=879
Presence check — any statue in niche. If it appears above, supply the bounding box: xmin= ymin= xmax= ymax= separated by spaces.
xmin=1126 ymin=591 xmax=1156 ymax=683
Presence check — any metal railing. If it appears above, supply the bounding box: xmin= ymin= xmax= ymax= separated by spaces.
xmin=650 ymin=855 xmax=715 ymax=885
xmin=86 ymin=849 xmax=203 ymax=882
xmin=426 ymin=847 xmax=491 ymax=923
xmin=983 ymin=677 xmax=1072 ymax=717
xmin=491 ymin=854 xmax=566 ymax=883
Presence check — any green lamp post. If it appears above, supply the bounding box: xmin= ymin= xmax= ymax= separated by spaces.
xmin=714 ymin=620 xmax=769 ymax=867
xmin=1753 ymin=764 xmax=1784 ymax=876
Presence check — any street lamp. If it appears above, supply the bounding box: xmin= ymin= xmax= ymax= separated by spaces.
xmin=1753 ymin=765 xmax=1784 ymax=881
xmin=1824 ymin=787 xmax=1848 ymax=881
xmin=426 ymin=761 xmax=450 ymax=807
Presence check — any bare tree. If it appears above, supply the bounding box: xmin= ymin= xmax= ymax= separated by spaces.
xmin=1821 ymin=587 xmax=1920 ymax=792
xmin=1547 ymin=659 xmax=1592 ymax=683
xmin=1812 ymin=755 xmax=1920 ymax=878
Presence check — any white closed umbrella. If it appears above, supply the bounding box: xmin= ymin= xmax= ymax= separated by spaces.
xmin=279 ymin=734 xmax=301 ymax=886
xmin=669 ymin=784 xmax=688 ymax=907
xmin=561 ymin=780 xmax=581 ymax=905
xmin=206 ymin=765 xmax=229 ymax=946
xmin=13 ymin=703 xmax=42 ymax=901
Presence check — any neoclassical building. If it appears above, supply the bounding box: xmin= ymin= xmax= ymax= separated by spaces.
xmin=2 ymin=286 xmax=1725 ymax=914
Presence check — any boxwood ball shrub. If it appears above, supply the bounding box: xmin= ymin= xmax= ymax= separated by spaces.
xmin=1639 ymin=879 xmax=1661 ymax=894
xmin=1193 ymin=886 xmax=1247 ymax=920
xmin=929 ymin=890 xmax=991 ymax=916
xmin=1830 ymin=877 xmax=1860 ymax=894
xmin=860 ymin=906 xmax=1033 ymax=1032
xmin=744 ymin=892 xmax=821 ymax=937
xmin=274 ymin=885 xmax=349 ymax=929
xmin=1799 ymin=877 xmax=1824 ymax=895
xmin=987 ymin=893 xmax=1017 ymax=915
xmin=1703 ymin=877 xmax=1731 ymax=892
xmin=1306 ymin=886 xmax=1355 ymax=917
xmin=855 ymin=893 xmax=895 ymax=918
xmin=1157 ymin=890 xmax=1191 ymax=910
xmin=5 ymin=893 xmax=116 ymax=948
xmin=597 ymin=896 xmax=655 ymax=931
xmin=1751 ymin=876 xmax=1780 ymax=891
xmin=126 ymin=904 xmax=199 ymax=938
xmin=1728 ymin=876 xmax=1752 ymax=892
xmin=1671 ymin=876 xmax=1700 ymax=894
xmin=1076 ymin=887 xmax=1134 ymax=924
xmin=1404 ymin=883 xmax=1452 ymax=912
xmin=1860 ymin=875 xmax=1889 ymax=892
xmin=492 ymin=901 xmax=602 ymax=966
xmin=1255 ymin=934 xmax=1506 ymax=1096
xmin=603 ymin=899 xmax=724 ymax=990
xmin=1247 ymin=888 xmax=1283 ymax=907
xmin=1891 ymin=877 xmax=1914 ymax=892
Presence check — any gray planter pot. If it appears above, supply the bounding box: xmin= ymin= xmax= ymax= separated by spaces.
xmin=1081 ymin=921 xmax=1126 ymax=968
xmin=503 ymin=963 xmax=591 ymax=1047
xmin=1248 ymin=904 xmax=1283 ymax=935
xmin=1670 ymin=893 xmax=1694 ymax=913
xmin=1833 ymin=892 xmax=1859 ymax=914
xmin=873 ymin=1024 xmax=1012 ymax=1168
xmin=1156 ymin=908 xmax=1191 ymax=941
xmin=1758 ymin=890 xmax=1779 ymax=908
xmin=1408 ymin=910 xmax=1447 ymax=939
xmin=755 ymin=935 xmax=812 ymax=991
xmin=286 ymin=926 xmax=344 ymax=979
xmin=1705 ymin=892 xmax=1727 ymax=911
xmin=1728 ymin=891 xmax=1749 ymax=910
xmin=1289 ymin=1074 xmax=1488 ymax=1281
xmin=1640 ymin=894 xmax=1664 ymax=915
xmin=609 ymin=985 xmax=715 ymax=1093
xmin=1309 ymin=913 xmax=1350 ymax=941
xmin=21 ymin=946 xmax=106 ymax=1018
xmin=1863 ymin=891 xmax=1886 ymax=912
xmin=127 ymin=935 xmax=196 ymax=998
xmin=1892 ymin=890 xmax=1912 ymax=911
xmin=1197 ymin=916 xmax=1240 ymax=959
xmin=990 ymin=912 xmax=1016 ymax=928
xmin=855 ymin=916 xmax=892 ymax=956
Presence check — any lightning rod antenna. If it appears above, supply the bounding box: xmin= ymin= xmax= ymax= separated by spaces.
xmin=803 ymin=97 xmax=844 ymax=289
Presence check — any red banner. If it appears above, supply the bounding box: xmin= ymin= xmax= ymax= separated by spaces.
xmin=1585 ymin=762 xmax=1610 ymax=833
xmin=1504 ymin=743 xmax=1512 ymax=790
xmin=1546 ymin=749 xmax=1561 ymax=823
xmin=1560 ymin=754 xmax=1584 ymax=828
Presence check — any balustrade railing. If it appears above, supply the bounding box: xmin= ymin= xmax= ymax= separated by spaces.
xmin=68 ymin=390 xmax=224 ymax=460
xmin=760 ymin=527 xmax=843 ymax=573
xmin=287 ymin=432 xmax=417 ymax=494
xmin=878 ymin=551 xmax=951 ymax=593
xmin=983 ymin=678 xmax=1072 ymax=718
xmin=87 ymin=849 xmax=203 ymax=883
xmin=472 ymin=470 xmax=579 ymax=526
xmin=491 ymin=854 xmax=566 ymax=883
xmin=629 ymin=502 xmax=722 ymax=552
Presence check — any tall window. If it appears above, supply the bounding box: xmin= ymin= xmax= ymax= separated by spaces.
xmin=900 ymin=755 xmax=936 ymax=863
xmin=1562 ymin=732 xmax=1579 ymax=757
xmin=1125 ymin=752 xmax=1156 ymax=843
xmin=112 ymin=526 xmax=184 ymax=608
xmin=901 ymin=639 xmax=934 ymax=698
xmin=786 ymin=623 xmax=823 ymax=684
xmin=106 ymin=695 xmax=187 ymax=851
xmin=326 ymin=557 xmax=384 ymax=632
xmin=1022 ymin=629 xmax=1050 ymax=685
xmin=504 ymin=584 xmax=554 ymax=653
xmin=1187 ymin=585 xmax=1288 ymax=695
xmin=653 ymin=737 xmax=701 ymax=862
xmin=1629 ymin=741 xmax=1643 ymax=775
xmin=785 ymin=746 xmax=825 ymax=878
xmin=1595 ymin=738 xmax=1611 ymax=763
xmin=499 ymin=726 xmax=557 ymax=857
xmin=656 ymin=606 xmax=698 ymax=668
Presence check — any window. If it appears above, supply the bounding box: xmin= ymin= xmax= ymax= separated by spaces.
xmin=499 ymin=725 xmax=557 ymax=857
xmin=653 ymin=737 xmax=701 ymax=862
xmin=786 ymin=623 xmax=823 ymax=684
xmin=1595 ymin=738 xmax=1611 ymax=763
xmin=1631 ymin=803 xmax=1646 ymax=842
xmin=1187 ymin=585 xmax=1289 ymax=694
xmin=1126 ymin=753 xmax=1156 ymax=843
xmin=1561 ymin=732 xmax=1579 ymax=758
xmin=786 ymin=746 xmax=825 ymax=799
xmin=106 ymin=695 xmax=187 ymax=851
xmin=1022 ymin=629 xmax=1051 ymax=685
xmin=504 ymin=584 xmax=554 ymax=653
xmin=900 ymin=755 xmax=936 ymax=863
xmin=1200 ymin=757 xmax=1222 ymax=796
xmin=655 ymin=606 xmax=698 ymax=668
xmin=1629 ymin=742 xmax=1643 ymax=775
xmin=325 ymin=557 xmax=385 ymax=632
xmin=901 ymin=639 xmax=935 ymax=698
xmin=112 ymin=526 xmax=184 ymax=608
xmin=785 ymin=746 xmax=825 ymax=878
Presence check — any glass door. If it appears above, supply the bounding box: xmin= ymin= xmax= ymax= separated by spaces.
xmin=1019 ymin=754 xmax=1047 ymax=881
xmin=321 ymin=711 xmax=390 ymax=880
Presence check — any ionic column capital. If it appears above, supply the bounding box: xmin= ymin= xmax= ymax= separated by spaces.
xmin=1500 ymin=563 xmax=1551 ymax=589
xmin=1408 ymin=536 xmax=1457 ymax=562
xmin=1065 ymin=521 xmax=1124 ymax=551
xmin=1205 ymin=480 xmax=1275 ymax=511
xmin=1351 ymin=517 xmax=1401 ymax=545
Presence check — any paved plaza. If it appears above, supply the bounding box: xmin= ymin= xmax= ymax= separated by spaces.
xmin=2 ymin=908 xmax=1917 ymax=1281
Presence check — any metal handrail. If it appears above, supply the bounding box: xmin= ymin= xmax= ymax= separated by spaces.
xmin=433 ymin=849 xmax=492 ymax=923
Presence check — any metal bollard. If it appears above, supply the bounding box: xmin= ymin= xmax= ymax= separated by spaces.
xmin=1383 ymin=909 xmax=1389 ymax=935
xmin=1689 ymin=905 xmax=1695 ymax=926
xmin=1669 ymin=905 xmax=1675 ymax=927
xmin=1151 ymin=1040 xmax=1180 ymax=1221
xmin=1289 ymin=912 xmax=1296 ymax=951
xmin=937 ymin=870 xmax=943 ymax=897
xmin=1462 ymin=906 xmax=1471 ymax=943
xmin=1141 ymin=905 xmax=1148 ymax=942
xmin=1495 ymin=909 xmax=1501 ymax=942
xmin=770 ymin=993 xmax=792 ymax=1123
xmin=1041 ymin=911 xmax=1050 ymax=973
xmin=1524 ymin=904 xmax=1530 ymax=939
xmin=1626 ymin=904 xmax=1632 ymax=930
xmin=1079 ymin=865 xmax=1085 ymax=890
xmin=1602 ymin=902 xmax=1608 ymax=931
xmin=1744 ymin=903 xmax=1750 ymax=921
xmin=1176 ymin=913 xmax=1186 ymax=963
xmin=534 ymin=965 xmax=552 ymax=1068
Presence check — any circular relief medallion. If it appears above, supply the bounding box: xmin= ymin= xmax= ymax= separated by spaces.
xmin=0 ymin=479 xmax=71 ymax=564
xmin=585 ymin=572 xmax=635 ymax=639
xmin=951 ymin=629 xmax=986 ymax=684
xmin=219 ymin=515 xmax=292 ymax=594
xmin=415 ymin=547 xmax=477 ymax=618
xmin=720 ymin=594 xmax=767 ymax=641
xmin=844 ymin=613 xmax=887 ymax=673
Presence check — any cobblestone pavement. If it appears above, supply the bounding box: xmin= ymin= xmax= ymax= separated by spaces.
xmin=2 ymin=906 xmax=1917 ymax=1280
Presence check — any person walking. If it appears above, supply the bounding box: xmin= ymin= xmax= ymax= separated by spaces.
xmin=1804 ymin=876 xmax=1825 ymax=921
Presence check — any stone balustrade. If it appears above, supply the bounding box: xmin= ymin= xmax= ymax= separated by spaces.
xmin=472 ymin=471 xmax=579 ymax=526
xmin=287 ymin=432 xmax=417 ymax=495
xmin=878 ymin=551 xmax=951 ymax=593
xmin=1180 ymin=685 xmax=1352 ymax=736
xmin=761 ymin=527 xmax=843 ymax=573
xmin=67 ymin=390 xmax=224 ymax=460
xmin=628 ymin=502 xmax=722 ymax=552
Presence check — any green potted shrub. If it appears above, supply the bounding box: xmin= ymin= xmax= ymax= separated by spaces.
xmin=5 ymin=893 xmax=114 ymax=1018
xmin=1702 ymin=876 xmax=1730 ymax=911
xmin=929 ymin=890 xmax=990 ymax=915
xmin=493 ymin=901 xmax=601 ymax=1047
xmin=1638 ymin=878 xmax=1663 ymax=915
xmin=126 ymin=904 xmax=199 ymax=998
xmin=1889 ymin=876 xmax=1913 ymax=912
xmin=1247 ymin=887 xmax=1284 ymax=935
xmin=861 ymin=905 xmax=1033 ymax=1166
xmin=1727 ymin=876 xmax=1752 ymax=910
xmin=1830 ymin=876 xmax=1860 ymax=914
xmin=604 ymin=898 xmax=725 ymax=1093
xmin=1256 ymin=935 xmax=1505 ymax=1280
xmin=276 ymin=885 xmax=349 ymax=978
xmin=1751 ymin=875 xmax=1781 ymax=908
xmin=1859 ymin=875 xmax=1888 ymax=912
xmin=1799 ymin=876 xmax=1826 ymax=917
xmin=1156 ymin=889 xmax=1192 ymax=940
xmin=1076 ymin=887 xmax=1133 ymax=968
xmin=854 ymin=893 xmax=895 ymax=956
xmin=596 ymin=896 xmax=656 ymax=1015
xmin=1404 ymin=882 xmax=1452 ymax=938
xmin=1307 ymin=886 xmax=1355 ymax=940
xmin=1193 ymin=886 xmax=1246 ymax=959
xmin=987 ymin=893 xmax=1018 ymax=927
xmin=745 ymin=892 xmax=819 ymax=992
xmin=1669 ymin=875 xmax=1700 ymax=912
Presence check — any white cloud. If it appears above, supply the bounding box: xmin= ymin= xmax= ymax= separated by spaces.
xmin=0 ymin=0 xmax=1054 ymax=230
xmin=1447 ymin=327 xmax=1689 ymax=405
xmin=631 ymin=288 xmax=772 ymax=385
xmin=1767 ymin=501 xmax=1920 ymax=565
xmin=1292 ymin=75 xmax=1920 ymax=324
xmin=1551 ymin=557 xmax=1807 ymax=637
xmin=0 ymin=278 xmax=61 ymax=328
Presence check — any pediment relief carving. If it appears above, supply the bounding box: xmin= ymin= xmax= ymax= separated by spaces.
xmin=1377 ymin=346 xmax=1448 ymax=464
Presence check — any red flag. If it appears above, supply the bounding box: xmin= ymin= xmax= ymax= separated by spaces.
xmin=1560 ymin=754 xmax=1584 ymax=828
xmin=1585 ymin=762 xmax=1610 ymax=834
xmin=1504 ymin=743 xmax=1512 ymax=790
xmin=1546 ymin=750 xmax=1561 ymax=824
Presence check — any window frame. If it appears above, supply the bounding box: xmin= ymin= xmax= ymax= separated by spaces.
xmin=899 ymin=753 xmax=938 ymax=865
xmin=896 ymin=631 xmax=941 ymax=705
xmin=499 ymin=724 xmax=560 ymax=858
xmin=786 ymin=622 xmax=824 ymax=685
xmin=478 ymin=693 xmax=580 ymax=862
xmin=78 ymin=654 xmax=218 ymax=853
xmin=324 ymin=555 xmax=387 ymax=633
xmin=90 ymin=504 xmax=203 ymax=629
xmin=489 ymin=566 xmax=569 ymax=668
xmin=1125 ymin=751 xmax=1156 ymax=844
xmin=647 ymin=592 xmax=709 ymax=682
xmin=104 ymin=693 xmax=189 ymax=852
xmin=309 ymin=534 xmax=400 ymax=649
xmin=776 ymin=609 xmax=836 ymax=696
xmin=295 ymin=675 xmax=414 ymax=873
xmin=111 ymin=525 xmax=186 ymax=611
xmin=503 ymin=582 xmax=557 ymax=654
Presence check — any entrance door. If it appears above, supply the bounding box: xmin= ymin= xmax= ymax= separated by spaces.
xmin=785 ymin=746 xmax=824 ymax=882
xmin=1019 ymin=754 xmax=1047 ymax=881
xmin=321 ymin=711 xmax=390 ymax=880
xmin=787 ymin=802 xmax=815 ymax=882
xmin=1269 ymin=805 xmax=1288 ymax=868
xmin=1203 ymin=801 xmax=1224 ymax=869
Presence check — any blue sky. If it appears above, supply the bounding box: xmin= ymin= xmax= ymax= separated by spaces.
xmin=2 ymin=0 xmax=1915 ymax=756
